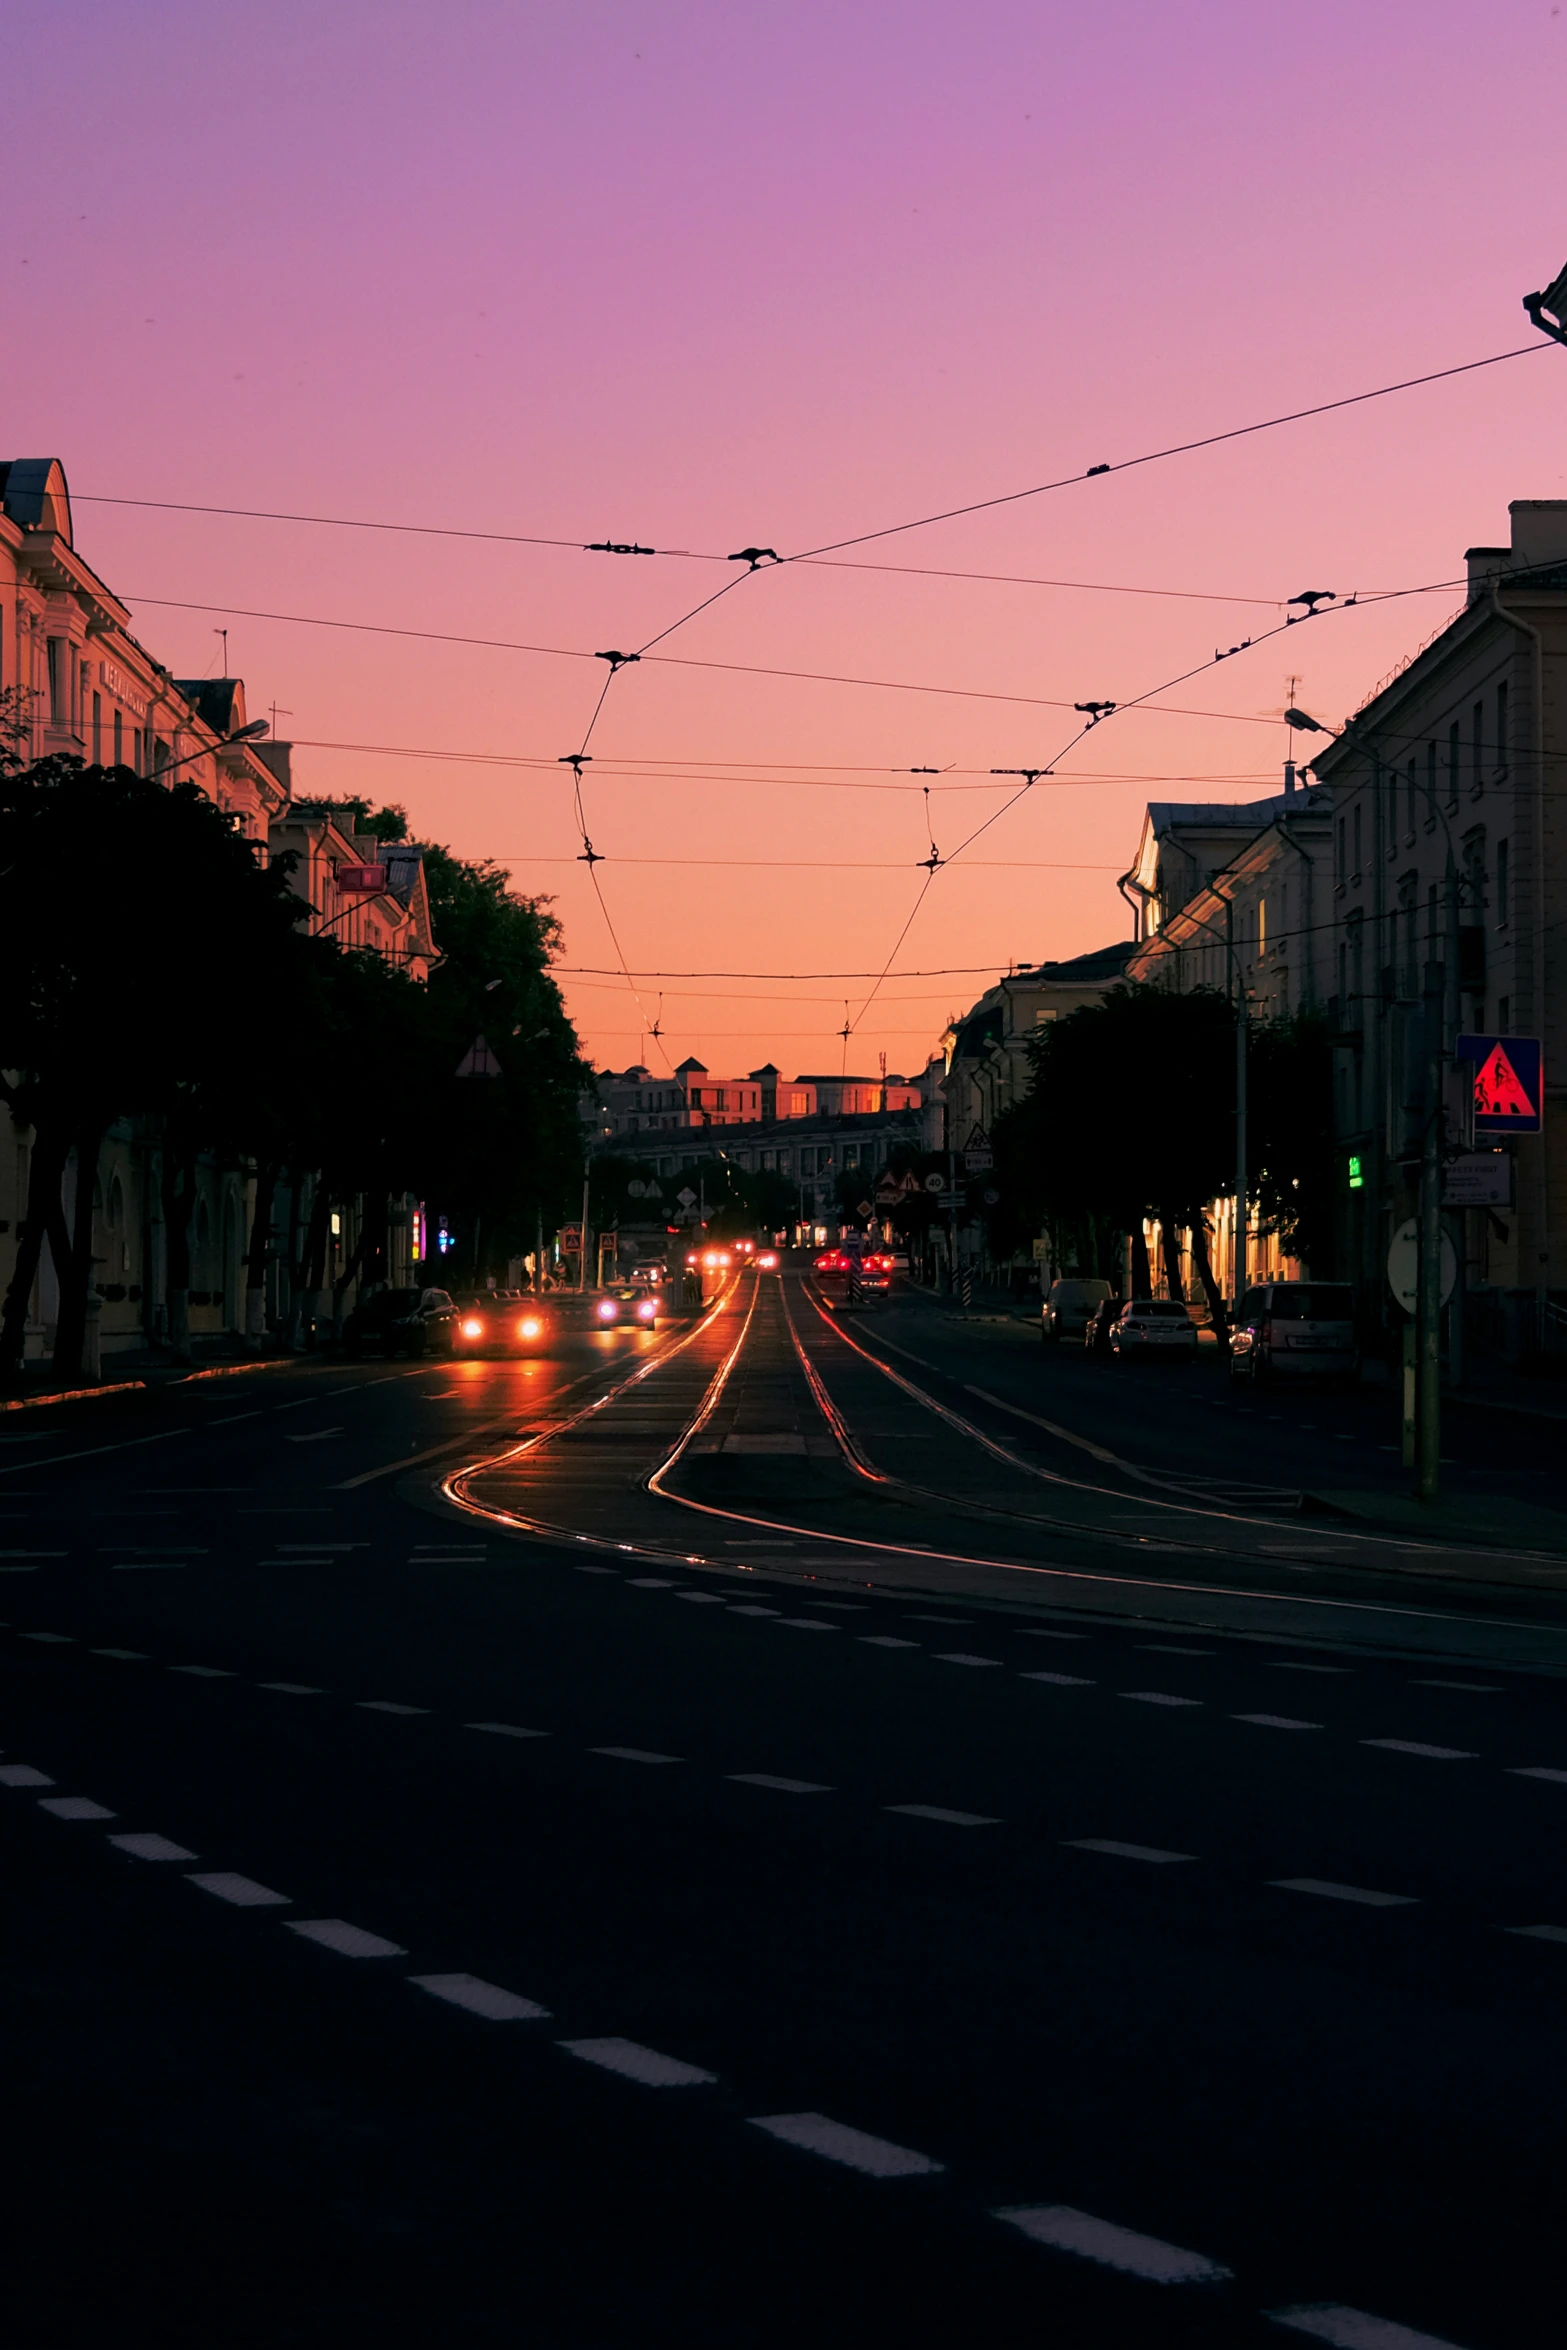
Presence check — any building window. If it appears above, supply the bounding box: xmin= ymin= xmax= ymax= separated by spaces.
xmin=46 ymin=638 xmax=64 ymax=722
xmin=113 ymin=709 xmax=123 ymax=767
xmin=1425 ymin=738 xmax=1437 ymax=818
xmin=1472 ymin=701 xmax=1485 ymax=795
xmin=1352 ymin=803 xmax=1362 ymax=877
xmin=92 ymin=692 xmax=102 ymax=765
xmin=1447 ymin=720 xmax=1460 ymax=808
xmin=1495 ymin=681 xmax=1509 ymax=780
xmin=1497 ymin=838 xmax=1509 ymax=928
xmin=1337 ymin=816 xmax=1346 ymax=881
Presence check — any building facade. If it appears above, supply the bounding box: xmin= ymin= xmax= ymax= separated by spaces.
xmin=0 ymin=457 xmax=437 ymax=1364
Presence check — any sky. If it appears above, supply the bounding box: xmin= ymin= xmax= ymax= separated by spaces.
xmin=8 ymin=0 xmax=1567 ymax=1080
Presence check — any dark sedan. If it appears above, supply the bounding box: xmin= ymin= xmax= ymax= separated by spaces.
xmin=342 ymin=1285 xmax=458 ymax=1357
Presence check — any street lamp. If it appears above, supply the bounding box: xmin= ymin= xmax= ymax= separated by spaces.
xmin=1288 ymin=703 xmax=1462 ymax=1503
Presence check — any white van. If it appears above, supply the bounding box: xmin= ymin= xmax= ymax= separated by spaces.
xmin=1228 ymin=1281 xmax=1358 ymax=1384
xmin=1041 ymin=1276 xmax=1114 ymax=1343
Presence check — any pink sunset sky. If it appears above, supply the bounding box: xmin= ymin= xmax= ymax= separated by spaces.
xmin=8 ymin=0 xmax=1566 ymax=1080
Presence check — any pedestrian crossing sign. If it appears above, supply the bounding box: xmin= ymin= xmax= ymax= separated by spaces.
xmin=1455 ymin=1033 xmax=1542 ymax=1135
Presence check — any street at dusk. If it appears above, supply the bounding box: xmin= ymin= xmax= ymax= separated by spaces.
xmin=5 ymin=5 xmax=1567 ymax=2346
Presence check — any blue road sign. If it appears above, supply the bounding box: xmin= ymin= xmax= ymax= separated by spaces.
xmin=1455 ymin=1033 xmax=1543 ymax=1136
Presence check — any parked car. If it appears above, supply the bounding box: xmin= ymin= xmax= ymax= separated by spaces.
xmin=1085 ymin=1298 xmax=1119 ymax=1356
xmin=1228 ymin=1281 xmax=1358 ymax=1384
xmin=342 ymin=1285 xmax=458 ymax=1357
xmin=1041 ymin=1275 xmax=1114 ymax=1343
xmin=1109 ymin=1299 xmax=1198 ymax=1360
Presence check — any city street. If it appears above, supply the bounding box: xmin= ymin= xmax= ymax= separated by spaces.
xmin=4 ymin=1263 xmax=1564 ymax=2348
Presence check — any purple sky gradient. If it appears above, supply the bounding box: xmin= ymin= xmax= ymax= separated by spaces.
xmin=9 ymin=0 xmax=1566 ymax=1075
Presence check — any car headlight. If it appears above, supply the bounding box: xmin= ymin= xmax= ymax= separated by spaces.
xmin=636 ymin=1300 xmax=655 ymax=1321
xmin=597 ymin=1300 xmax=617 ymax=1321
xmin=461 ymin=1317 xmax=484 ymax=1338
xmin=519 ymin=1317 xmax=542 ymax=1339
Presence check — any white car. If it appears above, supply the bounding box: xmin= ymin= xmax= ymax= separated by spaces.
xmin=1109 ymin=1300 xmax=1198 ymax=1359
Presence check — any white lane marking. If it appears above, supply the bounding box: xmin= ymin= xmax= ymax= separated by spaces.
xmin=886 ymin=1804 xmax=998 ymax=1827
xmin=728 ymin=1773 xmax=833 ymax=1794
xmin=357 ymin=1701 xmax=429 ymax=1715
xmin=110 ymin=1832 xmax=197 ymax=1862
xmin=0 ymin=1764 xmax=54 ymax=1787
xmin=1120 ymin=1691 xmax=1202 ymax=1708
xmin=466 ymin=1721 xmax=550 ymax=1739
xmin=1506 ymin=1923 xmax=1567 ymax=1944
xmin=629 ymin=1576 xmax=677 ymax=1588
xmin=1268 ymin=2303 xmax=1471 ymax=2348
xmin=288 ymin=1918 xmax=406 ymax=1959
xmin=1269 ymin=1661 xmax=1351 ymax=1674
xmin=675 ymin=1592 xmax=728 ymax=1605
xmin=777 ymin=1618 xmax=838 ymax=1632
xmin=1361 ymin=1739 xmax=1475 ymax=1761
xmin=0 ymin=1425 xmax=190 ymax=1476
xmin=1235 ymin=1714 xmax=1322 ymax=1730
xmin=170 ymin=1665 xmax=234 ymax=1678
xmin=572 ymin=1564 xmax=618 ymax=1575
xmin=187 ymin=1870 xmax=290 ymax=1907
xmin=935 ymin=1653 xmax=1004 ymax=1668
xmin=1270 ymin=1879 xmax=1418 ymax=1908
xmin=1410 ymin=1679 xmax=1498 ymax=1692
xmin=908 ymin=1614 xmax=969 ymax=1623
xmin=111 ymin=1562 xmax=188 ymax=1571
xmin=591 ymin=1746 xmax=682 ymax=1765
xmin=560 ymin=2037 xmax=716 ymax=2087
xmin=92 ymin=1647 xmax=148 ymax=1660
xmin=0 ymin=1549 xmax=66 ymax=1557
xmin=731 ymin=1605 xmax=781 ymax=1617
xmin=861 ymin=1635 xmax=920 ymax=1648
xmin=996 ymin=2203 xmax=1230 ymax=2282
xmin=1019 ymin=1628 xmax=1089 ymax=1640
xmin=23 ymin=1631 xmax=74 ymax=1642
xmin=211 ymin=1411 xmax=263 ymax=1425
xmin=0 ymin=1563 xmax=40 ymax=1573
xmin=410 ymin=1972 xmax=549 ymax=2021
xmin=101 ymin=1545 xmax=208 ymax=1555
xmin=283 ymin=1428 xmax=345 ymax=1444
xmin=749 ymin=2111 xmax=941 ymax=2178
xmin=1065 ymin=1839 xmax=1195 ymax=1865
xmin=39 ymin=1796 xmax=115 ymax=1820
xmin=1138 ymin=1644 xmax=1215 ymax=1655
xmin=1023 ymin=1670 xmax=1096 ymax=1686
xmin=275 ymin=1543 xmax=365 ymax=1554
xmin=1509 ymin=1766 xmax=1567 ymax=1784
xmin=260 ymin=1682 xmax=324 ymax=1696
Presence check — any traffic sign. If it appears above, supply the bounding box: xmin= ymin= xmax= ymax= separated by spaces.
xmin=962 ymin=1122 xmax=994 ymax=1172
xmin=1386 ymin=1217 xmax=1457 ymax=1314
xmin=923 ymin=1171 xmax=945 ymax=1193
xmin=1443 ymin=1151 xmax=1513 ymax=1209
xmin=982 ymin=1186 xmax=1000 ymax=1206
xmin=1455 ymin=1033 xmax=1543 ymax=1136
xmin=676 ymin=1186 xmax=697 ymax=1207
xmin=561 ymin=1222 xmax=583 ymax=1250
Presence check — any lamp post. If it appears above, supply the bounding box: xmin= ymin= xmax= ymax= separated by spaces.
xmin=1286 ymin=705 xmax=1462 ymax=1502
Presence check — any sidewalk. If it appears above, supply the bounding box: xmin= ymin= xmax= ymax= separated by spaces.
xmin=1 ymin=1335 xmax=299 ymax=1411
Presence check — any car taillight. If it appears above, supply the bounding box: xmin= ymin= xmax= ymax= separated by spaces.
xmin=1260 ymin=1319 xmax=1274 ymax=1343
xmin=519 ymin=1317 xmax=541 ymax=1339
xmin=461 ymin=1317 xmax=484 ymax=1338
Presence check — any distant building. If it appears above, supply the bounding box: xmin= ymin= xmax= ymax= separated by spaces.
xmin=939 ymin=944 xmax=1136 ymax=1147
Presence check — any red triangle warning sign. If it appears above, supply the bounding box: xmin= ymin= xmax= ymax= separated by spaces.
xmin=1474 ymin=1044 xmax=1535 ymax=1121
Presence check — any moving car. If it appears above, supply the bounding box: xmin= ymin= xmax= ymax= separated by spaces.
xmin=342 ymin=1285 xmax=458 ymax=1357
xmin=1041 ymin=1275 xmax=1114 ymax=1343
xmin=592 ymin=1284 xmax=660 ymax=1330
xmin=1109 ymin=1299 xmax=1198 ymax=1360
xmin=452 ymin=1293 xmax=553 ymax=1353
xmin=1228 ymin=1281 xmax=1358 ymax=1384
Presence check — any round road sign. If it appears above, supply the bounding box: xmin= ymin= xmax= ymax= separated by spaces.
xmin=1385 ymin=1217 xmax=1457 ymax=1314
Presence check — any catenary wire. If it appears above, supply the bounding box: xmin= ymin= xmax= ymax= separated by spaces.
xmin=788 ymin=344 xmax=1551 ymax=560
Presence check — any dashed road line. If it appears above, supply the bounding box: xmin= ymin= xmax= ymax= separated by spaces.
xmin=1269 ymin=2305 xmax=1470 ymax=2348
xmin=288 ymin=1917 xmax=406 ymax=1959
xmin=1270 ymin=1879 xmax=1418 ymax=1909
xmin=110 ymin=1832 xmax=197 ymax=1862
xmin=749 ymin=2112 xmax=941 ymax=2178
xmin=996 ymin=2203 xmax=1230 ymax=2283
xmin=1064 ymin=1839 xmax=1195 ymax=1865
xmin=560 ymin=2037 xmax=715 ymax=2088
xmin=187 ymin=1870 xmax=291 ymax=1907
xmin=1361 ymin=1740 xmax=1475 ymax=1760
xmin=728 ymin=1773 xmax=833 ymax=1794
xmin=885 ymin=1803 xmax=997 ymax=1827
xmin=591 ymin=1746 xmax=682 ymax=1765
xmin=410 ymin=1972 xmax=549 ymax=2020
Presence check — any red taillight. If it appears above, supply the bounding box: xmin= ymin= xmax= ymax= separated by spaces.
xmin=1260 ymin=1318 xmax=1274 ymax=1344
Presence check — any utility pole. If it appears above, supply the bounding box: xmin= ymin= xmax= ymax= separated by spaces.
xmin=579 ymin=1158 xmax=590 ymax=1293
xmin=1231 ymin=899 xmax=1247 ymax=1305
xmin=1415 ymin=841 xmax=1463 ymax=1501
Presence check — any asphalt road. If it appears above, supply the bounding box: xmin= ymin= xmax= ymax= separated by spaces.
xmin=4 ymin=1268 xmax=1565 ymax=2347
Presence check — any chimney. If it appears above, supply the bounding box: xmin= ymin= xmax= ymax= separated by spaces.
xmin=1509 ymin=499 xmax=1567 ymax=581
xmin=1465 ymin=546 xmax=1509 ymax=605
xmin=1283 ymin=759 xmax=1296 ymax=796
